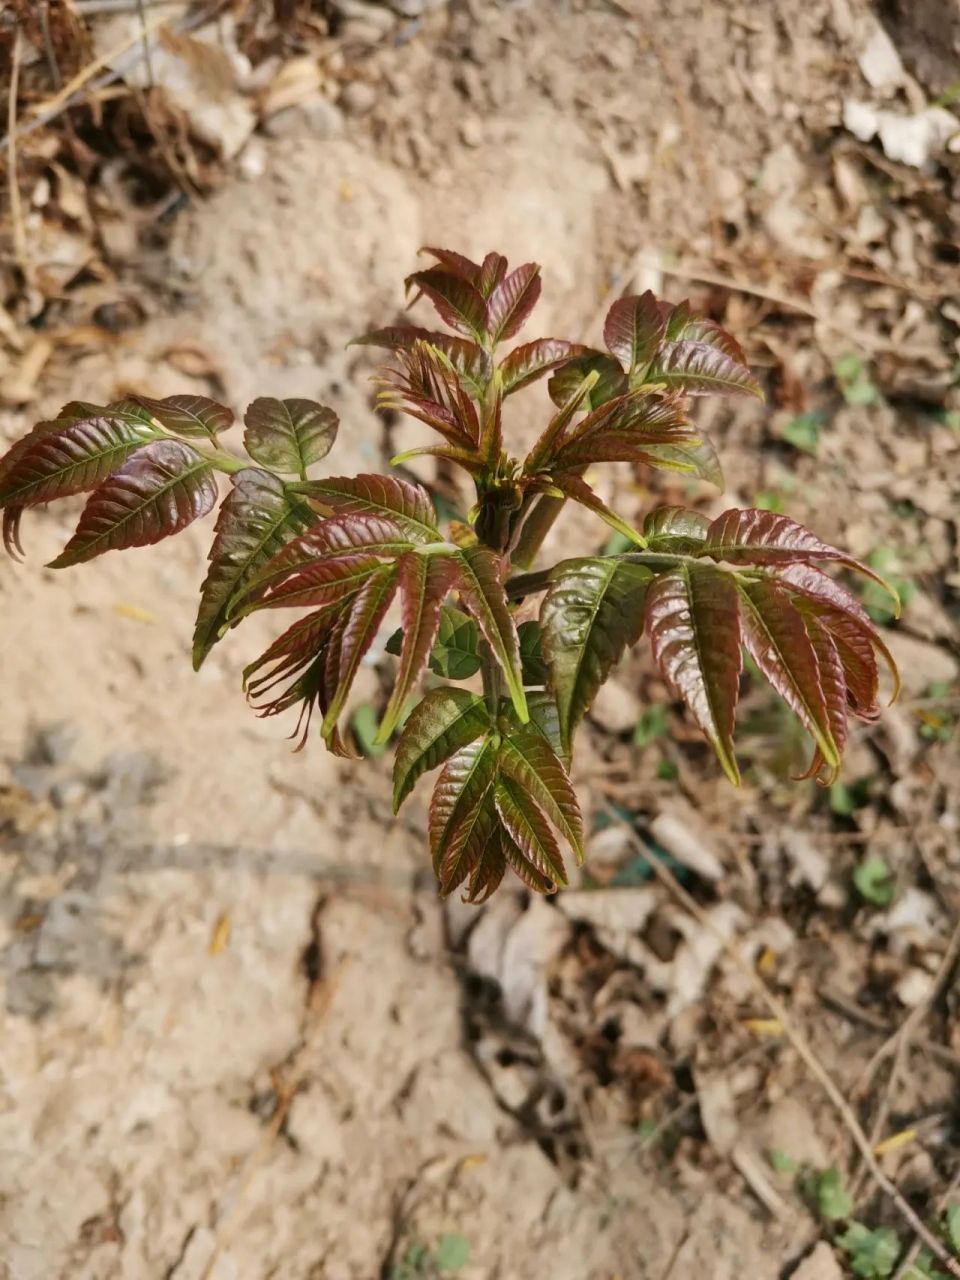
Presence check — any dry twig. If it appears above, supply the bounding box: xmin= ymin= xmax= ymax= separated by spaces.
xmin=6 ymin=30 xmax=30 ymax=285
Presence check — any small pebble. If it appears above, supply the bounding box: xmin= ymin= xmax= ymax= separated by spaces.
xmin=339 ymin=81 xmax=378 ymax=117
xmin=896 ymin=967 xmax=935 ymax=1008
xmin=459 ymin=117 xmax=484 ymax=148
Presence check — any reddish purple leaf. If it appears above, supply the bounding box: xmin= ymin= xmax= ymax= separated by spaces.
xmin=135 ymin=394 xmax=234 ymax=444
xmin=478 ymin=252 xmax=509 ymax=298
xmin=193 ymin=468 xmax=316 ymax=668
xmin=704 ymin=509 xmax=888 ymax=589
xmin=463 ymin=826 xmax=507 ymax=903
xmin=405 ymin=267 xmax=489 ymax=341
xmin=49 ymin=440 xmax=218 ymax=569
xmin=494 ymin=776 xmax=566 ymax=888
xmin=738 ymin=578 xmax=840 ymax=772
xmin=455 ymin=546 xmax=528 ymax=723
xmin=428 ymin=736 xmax=499 ymax=889
xmin=296 ymin=473 xmax=439 ymax=543
xmin=603 ymin=291 xmax=666 ymax=374
xmin=487 ymin=263 xmax=541 ymax=344
xmin=545 ymin=473 xmax=644 ymax=547
xmin=645 ymin=565 xmax=742 ymax=785
xmin=320 ymin=562 xmax=399 ymax=743
xmin=499 ymin=339 xmax=592 ymax=396
xmin=392 ymin=687 xmax=491 ymax=811
xmin=648 ymin=340 xmax=762 ymax=398
xmin=256 ymin=552 xmax=383 ymax=612
xmin=0 ymin=414 xmax=154 ymax=510
xmin=420 ymin=247 xmax=483 ymax=285
xmin=798 ymin=610 xmax=848 ymax=781
xmin=376 ymin=552 xmax=459 ymax=743
xmin=497 ymin=723 xmax=583 ymax=861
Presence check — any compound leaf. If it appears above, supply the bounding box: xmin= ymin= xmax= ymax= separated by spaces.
xmin=393 ymin=687 xmax=491 ymax=811
xmin=49 ymin=439 xmax=218 ymax=569
xmin=541 ymin=556 xmax=652 ymax=751
xmin=243 ymin=398 xmax=338 ymax=476
xmin=193 ymin=468 xmax=315 ymax=669
xmin=645 ymin=564 xmax=742 ymax=784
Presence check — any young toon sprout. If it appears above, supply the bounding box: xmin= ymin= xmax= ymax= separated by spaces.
xmin=0 ymin=248 xmax=899 ymax=902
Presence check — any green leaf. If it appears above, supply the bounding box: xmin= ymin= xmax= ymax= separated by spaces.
xmin=243 ymin=398 xmax=338 ymax=476
xmin=499 ymin=339 xmax=591 ymax=395
xmin=435 ymin=1233 xmax=471 ymax=1274
xmin=648 ymin=340 xmax=763 ymax=398
xmin=547 ymin=353 xmax=628 ymax=409
xmin=135 ymin=394 xmax=234 ymax=444
xmin=780 ymin=411 xmax=822 ymax=455
xmin=634 ymin=703 xmax=668 ymax=748
xmin=738 ymin=578 xmax=840 ymax=774
xmin=454 ymin=546 xmax=528 ymax=723
xmin=192 ymin=469 xmax=315 ymax=668
xmin=812 ymin=1166 xmax=854 ymax=1222
xmin=0 ymin=412 xmax=155 ymax=509
xmin=524 ymin=691 xmax=565 ymax=762
xmin=428 ymin=736 xmax=500 ymax=889
xmin=853 ymin=855 xmax=895 ymax=907
xmin=497 ymin=723 xmax=584 ymax=861
xmin=392 ymin=688 xmax=490 ymax=811
xmin=838 ymin=1222 xmax=900 ymax=1277
xmin=405 ymin=267 xmax=489 ymax=342
xmin=645 ymin=565 xmax=743 ymax=784
xmin=49 ymin=439 xmax=218 ymax=568
xmin=518 ymin=620 xmax=548 ymax=685
xmin=377 ymin=552 xmax=458 ymax=743
xmin=487 ymin=262 xmax=541 ymax=344
xmin=641 ymin=437 xmax=724 ymax=488
xmin=603 ymin=291 xmax=665 ymax=375
xmin=295 ymin=473 xmax=440 ymax=544
xmin=494 ymin=775 xmax=566 ymax=887
xmin=351 ymin=704 xmax=387 ymax=757
xmin=541 ymin=556 xmax=652 ymax=751
xmin=429 ymin=607 xmax=482 ymax=679
xmin=642 ymin=505 xmax=710 ymax=553
xmin=320 ymin=563 xmax=399 ymax=743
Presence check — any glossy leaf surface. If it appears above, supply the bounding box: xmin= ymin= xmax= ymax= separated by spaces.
xmin=49 ymin=440 xmax=218 ymax=568
xmin=243 ymin=398 xmax=338 ymax=475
